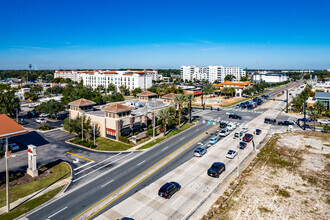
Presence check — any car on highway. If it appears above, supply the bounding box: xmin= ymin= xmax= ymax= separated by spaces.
xmin=239 ymin=141 xmax=247 ymax=149
xmin=242 ymin=127 xmax=249 ymax=133
xmin=234 ymin=131 xmax=243 ymax=138
xmin=229 ymin=114 xmax=242 ymax=120
xmin=317 ymin=119 xmax=330 ymax=125
xmin=209 ymin=137 xmax=218 ymax=144
xmin=226 ymin=150 xmax=237 ymax=159
xmin=242 ymin=133 xmax=253 ymax=142
xmin=158 ymin=182 xmax=181 ymax=199
xmin=256 ymin=129 xmax=262 ymax=135
xmin=9 ymin=143 xmax=19 ymax=151
xmin=278 ymin=120 xmax=294 ymax=126
xmin=36 ymin=118 xmax=47 ymax=123
xmin=219 ymin=129 xmax=229 ymax=137
xmin=227 ymin=123 xmax=236 ymax=131
xmin=225 ymin=112 xmax=234 ymax=115
xmin=220 ymin=122 xmax=227 ymax=128
xmin=194 ymin=147 xmax=207 ymax=157
xmin=207 ymin=162 xmax=226 ymax=178
xmin=264 ymin=117 xmax=276 ymax=124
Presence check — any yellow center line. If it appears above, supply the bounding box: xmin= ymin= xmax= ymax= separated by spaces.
xmin=67 ymin=152 xmax=94 ymax=162
xmin=72 ymin=125 xmax=218 ymax=220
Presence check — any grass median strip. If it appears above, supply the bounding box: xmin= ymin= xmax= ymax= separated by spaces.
xmin=0 ymin=162 xmax=71 ymax=208
xmin=70 ymin=137 xmax=132 ymax=151
xmin=0 ymin=186 xmax=64 ymax=220
xmin=137 ymin=123 xmax=195 ymax=150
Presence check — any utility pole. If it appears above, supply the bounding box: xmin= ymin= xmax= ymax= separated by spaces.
xmin=237 ymin=150 xmax=240 ymax=178
xmin=93 ymin=123 xmax=96 ymax=146
xmin=303 ymin=97 xmax=306 ymax=130
xmin=16 ymin=108 xmax=18 ymax=123
xmin=5 ymin=137 xmax=10 ymax=212
xmin=189 ymin=99 xmax=192 ymax=123
xmin=153 ymin=109 xmax=155 ymax=137
xmin=286 ymin=89 xmax=289 ymax=113
xmin=28 ymin=64 xmax=32 ymax=83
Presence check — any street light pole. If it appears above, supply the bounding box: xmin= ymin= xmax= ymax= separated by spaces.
xmin=93 ymin=123 xmax=96 ymax=146
xmin=5 ymin=137 xmax=10 ymax=213
xmin=81 ymin=116 xmax=84 ymax=141
xmin=237 ymin=150 xmax=240 ymax=178
xmin=303 ymin=97 xmax=306 ymax=130
xmin=153 ymin=108 xmax=155 ymax=138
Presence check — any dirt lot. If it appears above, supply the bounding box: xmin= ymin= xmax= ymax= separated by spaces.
xmin=203 ymin=131 xmax=330 ymax=220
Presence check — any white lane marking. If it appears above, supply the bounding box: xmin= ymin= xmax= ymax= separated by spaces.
xmin=48 ymin=206 xmax=67 ymax=219
xmin=162 ymin=146 xmax=169 ymax=151
xmin=75 ymin=153 xmax=122 ymax=175
xmin=171 ymin=195 xmax=182 ymax=205
xmin=137 ymin=160 xmax=146 ymax=166
xmin=101 ymin=179 xmax=114 ymax=188
xmin=180 ymin=137 xmax=185 ymax=140
xmin=74 ymin=161 xmax=94 ymax=171
xmin=196 ymin=128 xmax=199 ymax=131
xmin=73 ymin=152 xmax=133 ymax=182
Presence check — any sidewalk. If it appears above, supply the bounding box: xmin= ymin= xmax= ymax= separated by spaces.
xmin=127 ymin=133 xmax=165 ymax=151
xmin=0 ymin=178 xmax=70 ymax=215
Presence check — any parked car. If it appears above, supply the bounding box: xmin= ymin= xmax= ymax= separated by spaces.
xmin=227 ymin=123 xmax=236 ymax=131
xmin=36 ymin=118 xmax=47 ymax=123
xmin=209 ymin=137 xmax=218 ymax=144
xmin=220 ymin=122 xmax=227 ymax=128
xmin=242 ymin=133 xmax=253 ymax=142
xmin=318 ymin=119 xmax=330 ymax=125
xmin=239 ymin=141 xmax=247 ymax=149
xmin=256 ymin=129 xmax=262 ymax=135
xmin=225 ymin=112 xmax=234 ymax=115
xmin=242 ymin=128 xmax=249 ymax=133
xmin=158 ymin=182 xmax=181 ymax=199
xmin=278 ymin=120 xmax=294 ymax=126
xmin=207 ymin=162 xmax=226 ymax=178
xmin=194 ymin=147 xmax=207 ymax=157
xmin=219 ymin=129 xmax=229 ymax=137
xmin=226 ymin=150 xmax=237 ymax=159
xmin=8 ymin=143 xmax=19 ymax=151
xmin=229 ymin=114 xmax=242 ymax=120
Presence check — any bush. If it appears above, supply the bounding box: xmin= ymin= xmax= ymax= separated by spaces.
xmin=147 ymin=128 xmax=153 ymax=136
xmin=39 ymin=124 xmax=52 ymax=131
xmin=324 ymin=125 xmax=330 ymax=132
xmin=70 ymin=138 xmax=96 ymax=148
xmin=134 ymin=132 xmax=139 ymax=135
xmin=119 ymin=136 xmax=130 ymax=143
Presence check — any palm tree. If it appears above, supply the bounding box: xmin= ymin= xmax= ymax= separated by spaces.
xmin=309 ymin=110 xmax=319 ymax=131
xmin=185 ymin=94 xmax=194 ymax=123
xmin=174 ymin=94 xmax=186 ymax=127
xmin=157 ymin=107 xmax=171 ymax=135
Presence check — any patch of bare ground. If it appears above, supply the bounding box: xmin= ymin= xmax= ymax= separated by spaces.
xmin=202 ymin=132 xmax=330 ymax=220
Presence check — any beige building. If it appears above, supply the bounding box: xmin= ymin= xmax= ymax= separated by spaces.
xmin=162 ymin=93 xmax=176 ymax=103
xmin=137 ymin=91 xmax=158 ymax=102
xmin=69 ymin=98 xmax=156 ymax=141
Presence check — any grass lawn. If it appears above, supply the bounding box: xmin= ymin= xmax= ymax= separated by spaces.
xmin=0 ymin=186 xmax=64 ymax=220
xmin=0 ymin=162 xmax=70 ymax=208
xmin=95 ymin=137 xmax=132 ymax=151
xmin=137 ymin=123 xmax=195 ymax=150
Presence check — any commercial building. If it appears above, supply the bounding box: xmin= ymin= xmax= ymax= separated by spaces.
xmin=214 ymin=81 xmax=254 ymax=97
xmin=253 ymin=73 xmax=288 ymax=83
xmin=55 ymin=69 xmax=157 ymax=91
xmin=315 ymin=92 xmax=330 ymax=110
xmin=181 ymin=66 xmax=246 ymax=83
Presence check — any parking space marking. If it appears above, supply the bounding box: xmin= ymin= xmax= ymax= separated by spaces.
xmin=67 ymin=152 xmax=93 ymax=162
xmin=101 ymin=179 xmax=114 ymax=188
xmin=74 ymin=161 xmax=95 ymax=171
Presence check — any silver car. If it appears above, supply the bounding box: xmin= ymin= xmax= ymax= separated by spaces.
xmin=194 ymin=147 xmax=207 ymax=157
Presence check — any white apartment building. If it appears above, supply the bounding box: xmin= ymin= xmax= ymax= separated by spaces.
xmin=253 ymin=73 xmax=288 ymax=83
xmin=181 ymin=65 xmax=246 ymax=83
xmin=54 ymin=70 xmax=155 ymax=90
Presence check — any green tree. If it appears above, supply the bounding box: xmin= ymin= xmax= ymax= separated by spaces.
xmin=185 ymin=94 xmax=194 ymax=123
xmin=36 ymin=100 xmax=65 ymax=117
xmin=174 ymin=94 xmax=186 ymax=127
xmin=107 ymin=83 xmax=116 ymax=94
xmin=131 ymin=88 xmax=142 ymax=97
xmin=241 ymin=76 xmax=248 ymax=81
xmin=0 ymin=90 xmax=20 ymax=117
xmin=119 ymin=85 xmax=129 ymax=96
xmin=224 ymin=74 xmax=236 ymax=81
xmin=308 ymin=110 xmax=319 ymax=131
xmin=313 ymin=101 xmax=325 ymax=115
xmin=157 ymin=107 xmax=173 ymax=135
xmin=63 ymin=115 xmax=92 ymax=141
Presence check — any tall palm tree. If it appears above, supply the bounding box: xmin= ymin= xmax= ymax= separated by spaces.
xmin=174 ymin=94 xmax=186 ymax=127
xmin=157 ymin=107 xmax=171 ymax=135
xmin=309 ymin=110 xmax=319 ymax=131
xmin=185 ymin=94 xmax=194 ymax=123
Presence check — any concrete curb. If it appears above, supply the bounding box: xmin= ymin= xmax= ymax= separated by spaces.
xmin=57 ymin=161 xmax=73 ymax=196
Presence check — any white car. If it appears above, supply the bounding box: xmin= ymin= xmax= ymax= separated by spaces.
xmin=226 ymin=150 xmax=237 ymax=159
xmin=36 ymin=118 xmax=47 ymax=123
xmin=219 ymin=129 xmax=229 ymax=137
xmin=40 ymin=113 xmax=50 ymax=118
xmin=225 ymin=112 xmax=234 ymax=115
xmin=242 ymin=128 xmax=249 ymax=133
xmin=227 ymin=123 xmax=236 ymax=131
xmin=9 ymin=143 xmax=20 ymax=151
xmin=318 ymin=119 xmax=330 ymax=125
xmin=194 ymin=147 xmax=207 ymax=157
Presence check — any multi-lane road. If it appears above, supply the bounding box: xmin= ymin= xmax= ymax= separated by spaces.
xmin=18 ymin=80 xmax=304 ymax=220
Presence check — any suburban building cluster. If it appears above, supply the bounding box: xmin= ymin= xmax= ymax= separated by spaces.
xmin=252 ymin=72 xmax=288 ymax=83
xmin=181 ymin=65 xmax=246 ymax=83
xmin=54 ymin=69 xmax=161 ymax=90
xmin=307 ymin=79 xmax=330 ymax=110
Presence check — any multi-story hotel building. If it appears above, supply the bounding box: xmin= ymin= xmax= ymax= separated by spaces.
xmin=54 ymin=69 xmax=156 ymax=90
xmin=181 ymin=65 xmax=246 ymax=83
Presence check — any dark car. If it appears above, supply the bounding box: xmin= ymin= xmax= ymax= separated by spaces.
xmin=229 ymin=114 xmax=242 ymax=120
xmin=239 ymin=141 xmax=247 ymax=149
xmin=207 ymin=162 xmax=226 ymax=178
xmin=278 ymin=120 xmax=294 ymax=126
xmin=158 ymin=182 xmax=181 ymax=199
xmin=264 ymin=117 xmax=276 ymax=124
xmin=256 ymin=129 xmax=262 ymax=135
xmin=242 ymin=133 xmax=253 ymax=142
xmin=220 ymin=122 xmax=227 ymax=128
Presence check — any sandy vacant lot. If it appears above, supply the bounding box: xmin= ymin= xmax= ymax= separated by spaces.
xmin=203 ymin=131 xmax=330 ymax=220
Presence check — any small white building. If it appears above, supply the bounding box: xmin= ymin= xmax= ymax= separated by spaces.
xmin=253 ymin=73 xmax=288 ymax=83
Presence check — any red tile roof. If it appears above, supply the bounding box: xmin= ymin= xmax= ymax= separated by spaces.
xmin=162 ymin=93 xmax=176 ymax=99
xmin=137 ymin=91 xmax=158 ymax=97
xmin=102 ymin=103 xmax=133 ymax=113
xmin=214 ymin=81 xmax=254 ymax=87
xmin=0 ymin=114 xmax=28 ymax=138
xmin=68 ymin=98 xmax=96 ymax=107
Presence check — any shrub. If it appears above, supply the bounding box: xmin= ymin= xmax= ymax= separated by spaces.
xmin=119 ymin=136 xmax=130 ymax=143
xmin=39 ymin=124 xmax=52 ymax=131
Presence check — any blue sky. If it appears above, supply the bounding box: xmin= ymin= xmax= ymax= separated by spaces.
xmin=1 ymin=0 xmax=330 ymax=69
